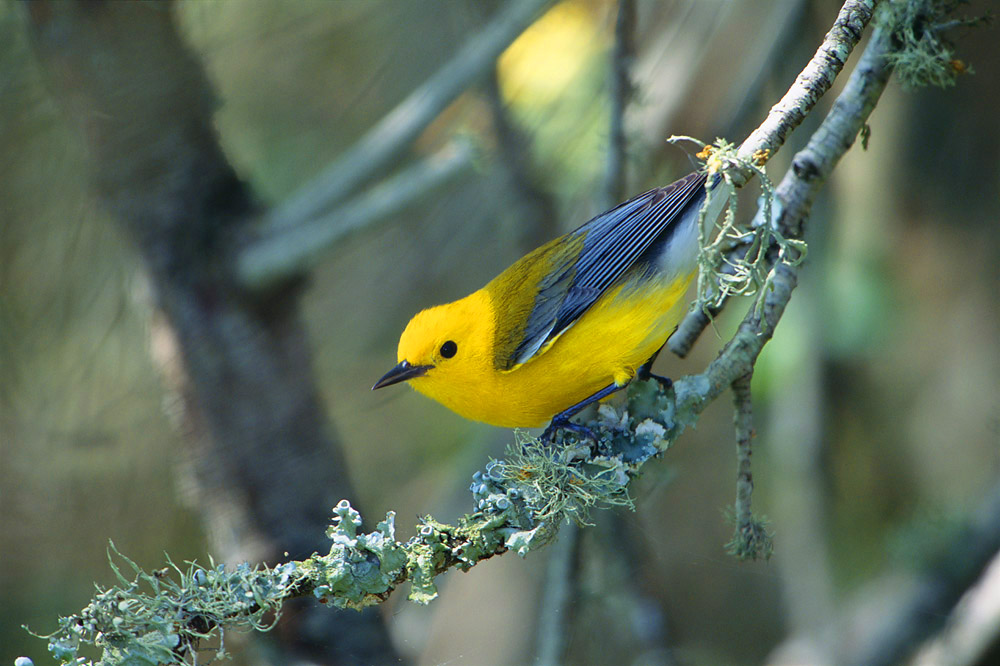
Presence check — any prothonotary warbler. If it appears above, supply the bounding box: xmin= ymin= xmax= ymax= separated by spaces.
xmin=373 ymin=171 xmax=725 ymax=433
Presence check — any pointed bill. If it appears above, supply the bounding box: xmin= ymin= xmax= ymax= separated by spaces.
xmin=372 ymin=360 xmax=432 ymax=390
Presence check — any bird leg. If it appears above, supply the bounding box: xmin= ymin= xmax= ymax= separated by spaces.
xmin=542 ymin=382 xmax=623 ymax=443
xmin=542 ymin=342 xmax=676 ymax=443
xmin=636 ymin=343 xmax=673 ymax=391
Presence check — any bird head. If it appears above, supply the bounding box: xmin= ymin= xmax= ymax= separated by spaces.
xmin=372 ymin=291 xmax=494 ymax=397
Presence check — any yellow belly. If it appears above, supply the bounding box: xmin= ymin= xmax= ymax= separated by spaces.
xmin=423 ymin=272 xmax=694 ymax=428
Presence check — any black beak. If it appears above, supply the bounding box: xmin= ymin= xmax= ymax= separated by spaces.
xmin=372 ymin=360 xmax=432 ymax=390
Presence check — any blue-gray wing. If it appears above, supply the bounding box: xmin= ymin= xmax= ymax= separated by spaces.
xmin=510 ymin=171 xmax=707 ymax=366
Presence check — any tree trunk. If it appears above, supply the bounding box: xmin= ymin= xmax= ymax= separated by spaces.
xmin=27 ymin=2 xmax=401 ymax=663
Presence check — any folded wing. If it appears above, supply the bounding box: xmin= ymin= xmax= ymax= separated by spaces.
xmin=505 ymin=171 xmax=707 ymax=368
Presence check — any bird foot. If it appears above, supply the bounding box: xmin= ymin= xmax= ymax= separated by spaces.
xmin=638 ymin=370 xmax=672 ymax=392
xmin=542 ymin=417 xmax=598 ymax=444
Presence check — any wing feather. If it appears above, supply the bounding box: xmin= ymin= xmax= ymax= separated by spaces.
xmin=505 ymin=171 xmax=707 ymax=367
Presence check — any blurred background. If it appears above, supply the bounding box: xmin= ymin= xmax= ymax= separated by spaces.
xmin=2 ymin=0 xmax=998 ymax=664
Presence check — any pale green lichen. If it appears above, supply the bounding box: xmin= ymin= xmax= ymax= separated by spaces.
xmin=880 ymin=0 xmax=988 ymax=90
xmin=724 ymin=506 xmax=774 ymax=562
xmin=499 ymin=433 xmax=635 ymax=526
xmin=28 ymin=543 xmax=301 ymax=666
xmin=306 ymin=500 xmax=408 ymax=609
xmin=667 ymin=136 xmax=807 ymax=332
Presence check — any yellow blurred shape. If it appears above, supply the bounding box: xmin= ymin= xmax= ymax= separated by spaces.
xmin=498 ymin=1 xmax=601 ymax=108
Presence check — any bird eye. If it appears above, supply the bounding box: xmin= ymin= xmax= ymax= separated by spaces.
xmin=440 ymin=340 xmax=457 ymax=358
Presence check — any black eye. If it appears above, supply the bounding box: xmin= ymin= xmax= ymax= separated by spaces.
xmin=440 ymin=340 xmax=457 ymax=358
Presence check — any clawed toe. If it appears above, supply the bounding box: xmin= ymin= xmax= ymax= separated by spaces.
xmin=650 ymin=373 xmax=672 ymax=390
xmin=542 ymin=417 xmax=597 ymax=444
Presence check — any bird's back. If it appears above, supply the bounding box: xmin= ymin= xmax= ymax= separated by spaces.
xmin=486 ymin=172 xmax=708 ymax=372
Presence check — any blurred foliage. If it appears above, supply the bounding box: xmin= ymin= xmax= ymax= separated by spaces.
xmin=3 ymin=1 xmax=999 ymax=665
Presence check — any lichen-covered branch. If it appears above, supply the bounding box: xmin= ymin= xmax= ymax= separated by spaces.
xmin=734 ymin=0 xmax=879 ymax=178
xmin=24 ymin=0 xmax=399 ymax=662
xmin=668 ymin=0 xmax=879 ymax=358
xmin=670 ymin=5 xmax=896 ymax=420
xmin=672 ymin=0 xmax=976 ymax=359
xmin=32 ymin=383 xmax=677 ymax=665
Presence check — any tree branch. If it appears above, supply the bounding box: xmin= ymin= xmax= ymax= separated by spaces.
xmin=667 ymin=0 xmax=879 ymax=358
xmin=671 ymin=6 xmax=893 ymax=417
xmin=766 ymin=478 xmax=1000 ymax=666
xmin=843 ymin=480 xmax=1000 ymax=666
xmin=237 ymin=0 xmax=551 ymax=290
xmin=25 ymin=1 xmax=402 ymax=663
xmin=734 ymin=0 xmax=879 ymax=178
xmin=602 ymin=0 xmax=637 ymax=210
xmin=910 ymin=549 xmax=1000 ymax=666
xmin=258 ymin=0 xmax=551 ymax=235
xmin=238 ymin=139 xmax=475 ymax=288
xmin=725 ymin=371 xmax=772 ymax=561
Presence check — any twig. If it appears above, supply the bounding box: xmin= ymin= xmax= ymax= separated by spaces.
xmin=671 ymin=2 xmax=893 ymax=423
xmin=257 ymin=0 xmax=551 ymax=235
xmin=238 ymin=139 xmax=474 ymax=288
xmin=602 ymin=0 xmax=636 ymax=210
xmin=668 ymin=0 xmax=879 ymax=358
xmin=726 ymin=372 xmax=772 ymax=560
xmin=734 ymin=0 xmax=878 ymax=177
xmin=716 ymin=0 xmax=811 ymax=139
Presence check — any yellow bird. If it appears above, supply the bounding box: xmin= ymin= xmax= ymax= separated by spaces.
xmin=374 ymin=171 xmax=723 ymax=434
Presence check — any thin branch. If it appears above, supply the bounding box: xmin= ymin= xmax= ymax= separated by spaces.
xmin=731 ymin=374 xmax=754 ymax=527
xmin=668 ymin=0 xmax=879 ymax=358
xmin=734 ymin=0 xmax=878 ymax=178
xmin=238 ymin=139 xmax=474 ymax=288
xmin=259 ymin=0 xmax=550 ymax=237
xmin=671 ymin=3 xmax=894 ymax=420
xmin=726 ymin=371 xmax=772 ymax=561
xmin=602 ymin=0 xmax=636 ymax=210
